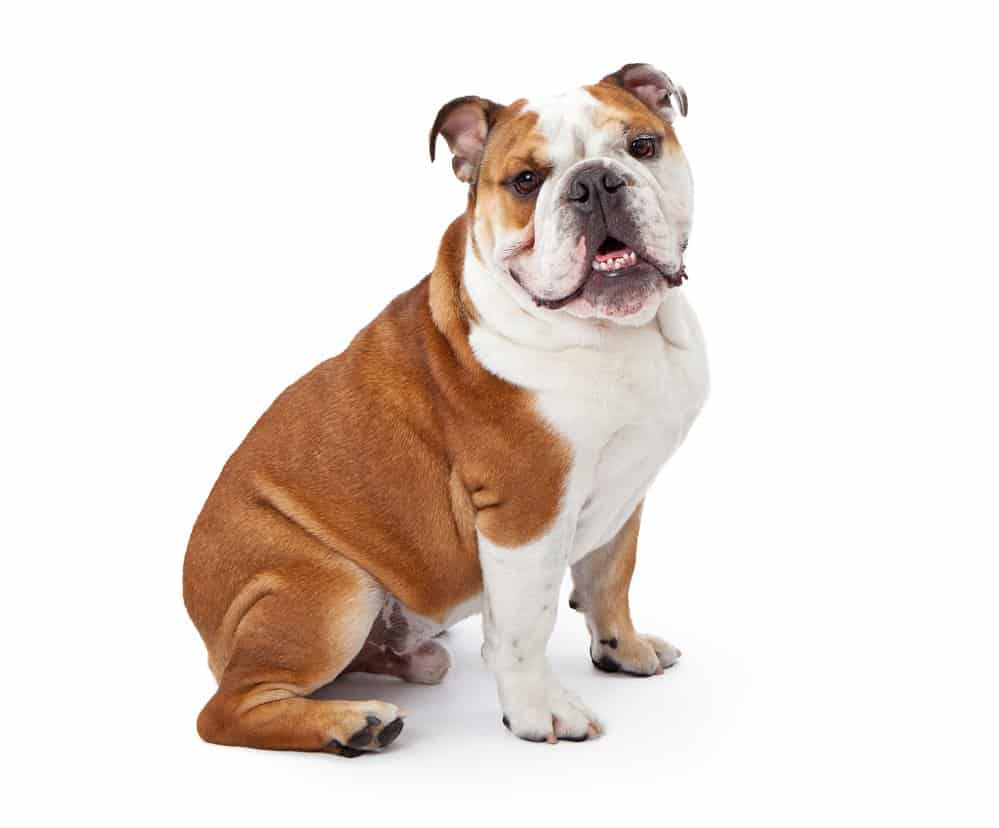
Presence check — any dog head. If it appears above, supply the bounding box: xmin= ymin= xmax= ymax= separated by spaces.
xmin=430 ymin=63 xmax=692 ymax=326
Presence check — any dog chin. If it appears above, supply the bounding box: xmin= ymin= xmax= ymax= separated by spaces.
xmin=561 ymin=272 xmax=666 ymax=326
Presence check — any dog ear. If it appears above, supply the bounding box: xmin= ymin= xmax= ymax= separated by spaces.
xmin=601 ymin=63 xmax=688 ymax=120
xmin=429 ymin=96 xmax=504 ymax=183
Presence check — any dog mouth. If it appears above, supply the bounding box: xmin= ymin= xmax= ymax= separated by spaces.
xmin=591 ymin=236 xmax=640 ymax=274
xmin=531 ymin=235 xmax=687 ymax=310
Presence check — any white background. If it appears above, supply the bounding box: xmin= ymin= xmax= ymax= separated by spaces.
xmin=2 ymin=1 xmax=997 ymax=825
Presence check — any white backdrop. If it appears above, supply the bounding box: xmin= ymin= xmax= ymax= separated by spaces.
xmin=2 ymin=2 xmax=996 ymax=825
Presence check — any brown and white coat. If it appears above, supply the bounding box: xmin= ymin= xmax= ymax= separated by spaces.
xmin=183 ymin=63 xmax=708 ymax=752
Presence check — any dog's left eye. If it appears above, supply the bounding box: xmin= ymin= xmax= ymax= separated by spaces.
xmin=510 ymin=170 xmax=542 ymax=196
xmin=628 ymin=136 xmax=658 ymax=160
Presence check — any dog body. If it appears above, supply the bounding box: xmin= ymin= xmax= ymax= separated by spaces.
xmin=184 ymin=63 xmax=707 ymax=753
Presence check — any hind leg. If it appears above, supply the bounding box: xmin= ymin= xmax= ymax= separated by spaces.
xmin=196 ymin=556 xmax=406 ymax=755
xmin=346 ymin=638 xmax=452 ymax=685
xmin=344 ymin=597 xmax=452 ymax=685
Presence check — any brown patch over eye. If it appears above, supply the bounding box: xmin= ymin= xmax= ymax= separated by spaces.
xmin=629 ymin=136 xmax=658 ymax=160
xmin=585 ymin=84 xmax=680 ymax=149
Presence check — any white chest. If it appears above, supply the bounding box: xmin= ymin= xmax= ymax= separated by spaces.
xmin=470 ymin=289 xmax=709 ymax=561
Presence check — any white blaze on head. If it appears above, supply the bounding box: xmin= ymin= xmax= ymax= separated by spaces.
xmin=502 ymin=84 xmax=692 ymax=323
xmin=429 ymin=65 xmax=694 ymax=326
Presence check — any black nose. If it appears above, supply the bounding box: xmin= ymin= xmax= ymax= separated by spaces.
xmin=566 ymin=165 xmax=627 ymax=212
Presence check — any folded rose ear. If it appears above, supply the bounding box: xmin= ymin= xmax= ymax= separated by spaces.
xmin=429 ymin=96 xmax=504 ymax=183
xmin=601 ymin=63 xmax=688 ymax=121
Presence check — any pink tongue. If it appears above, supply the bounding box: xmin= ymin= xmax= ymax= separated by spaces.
xmin=594 ymin=246 xmax=633 ymax=262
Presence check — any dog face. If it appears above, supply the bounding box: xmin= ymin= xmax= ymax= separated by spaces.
xmin=430 ymin=64 xmax=693 ymax=326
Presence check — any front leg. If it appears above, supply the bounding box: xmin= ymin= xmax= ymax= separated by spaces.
xmin=569 ymin=503 xmax=682 ymax=676
xmin=479 ymin=530 xmax=602 ymax=743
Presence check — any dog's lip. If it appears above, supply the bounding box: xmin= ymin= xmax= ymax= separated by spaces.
xmin=521 ymin=255 xmax=687 ymax=310
xmin=664 ymin=263 xmax=688 ymax=288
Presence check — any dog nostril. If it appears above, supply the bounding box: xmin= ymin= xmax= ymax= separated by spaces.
xmin=602 ymin=172 xmax=625 ymax=193
xmin=568 ymin=179 xmax=590 ymax=203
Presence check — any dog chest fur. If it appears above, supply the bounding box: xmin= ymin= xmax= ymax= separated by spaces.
xmin=467 ymin=262 xmax=708 ymax=562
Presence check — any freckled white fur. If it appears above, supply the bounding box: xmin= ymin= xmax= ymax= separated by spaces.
xmin=466 ymin=246 xmax=707 ymax=738
xmin=465 ymin=86 xmax=707 ymax=740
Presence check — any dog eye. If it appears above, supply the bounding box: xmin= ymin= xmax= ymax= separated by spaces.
xmin=628 ymin=136 xmax=658 ymax=160
xmin=510 ymin=170 xmax=542 ymax=196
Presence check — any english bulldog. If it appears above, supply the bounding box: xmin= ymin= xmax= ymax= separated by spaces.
xmin=183 ymin=62 xmax=708 ymax=755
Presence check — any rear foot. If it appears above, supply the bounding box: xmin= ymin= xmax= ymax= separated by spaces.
xmin=324 ymin=702 xmax=406 ymax=757
xmin=347 ymin=639 xmax=452 ymax=685
xmin=401 ymin=640 xmax=451 ymax=684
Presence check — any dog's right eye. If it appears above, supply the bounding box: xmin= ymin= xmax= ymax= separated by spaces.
xmin=510 ymin=170 xmax=542 ymax=196
xmin=628 ymin=136 xmax=658 ymax=160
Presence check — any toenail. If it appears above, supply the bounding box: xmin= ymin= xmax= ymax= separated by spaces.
xmin=378 ymin=717 xmax=405 ymax=747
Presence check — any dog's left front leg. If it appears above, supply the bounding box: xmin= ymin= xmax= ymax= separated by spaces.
xmin=479 ymin=529 xmax=602 ymax=743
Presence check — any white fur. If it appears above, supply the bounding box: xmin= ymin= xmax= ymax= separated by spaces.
xmin=463 ymin=86 xmax=707 ymax=741
xmin=467 ymin=248 xmax=707 ymax=739
xmin=475 ymin=88 xmax=694 ymax=322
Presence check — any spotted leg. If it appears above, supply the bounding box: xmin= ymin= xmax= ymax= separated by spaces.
xmin=569 ymin=503 xmax=681 ymax=676
xmin=479 ymin=528 xmax=602 ymax=743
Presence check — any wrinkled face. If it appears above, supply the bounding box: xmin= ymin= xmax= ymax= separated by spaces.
xmin=449 ymin=74 xmax=693 ymax=326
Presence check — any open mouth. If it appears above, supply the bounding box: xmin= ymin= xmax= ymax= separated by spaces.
xmin=524 ymin=234 xmax=688 ymax=311
xmin=592 ymin=236 xmax=639 ymax=274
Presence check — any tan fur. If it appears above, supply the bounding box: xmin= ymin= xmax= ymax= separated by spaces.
xmin=472 ymin=101 xmax=548 ymax=248
xmin=586 ymin=82 xmax=680 ymax=148
xmin=183 ymin=214 xmax=569 ymax=752
xmin=184 ymin=66 xmax=691 ymax=752
xmin=571 ymin=503 xmax=643 ymax=638
xmin=569 ymin=502 xmax=677 ymax=676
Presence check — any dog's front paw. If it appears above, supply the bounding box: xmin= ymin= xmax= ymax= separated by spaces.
xmin=498 ymin=672 xmax=602 ymax=743
xmin=591 ymin=633 xmax=681 ymax=676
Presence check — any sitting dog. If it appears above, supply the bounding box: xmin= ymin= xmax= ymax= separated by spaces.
xmin=183 ymin=62 xmax=708 ymax=755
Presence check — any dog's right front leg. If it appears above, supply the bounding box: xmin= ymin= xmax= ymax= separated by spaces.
xmin=478 ymin=530 xmax=602 ymax=743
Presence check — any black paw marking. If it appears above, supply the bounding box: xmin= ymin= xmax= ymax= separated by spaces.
xmin=348 ymin=715 xmax=381 ymax=748
xmin=377 ymin=717 xmax=405 ymax=747
xmin=592 ymin=655 xmax=621 ymax=673
xmin=598 ymin=637 xmax=619 ymax=649
xmin=501 ymin=715 xmax=547 ymax=742
xmin=558 ymin=731 xmax=590 ymax=742
xmin=568 ymin=598 xmax=580 ymax=610
xmin=592 ymin=654 xmax=659 ymax=677
xmin=326 ymin=740 xmax=365 ymax=758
